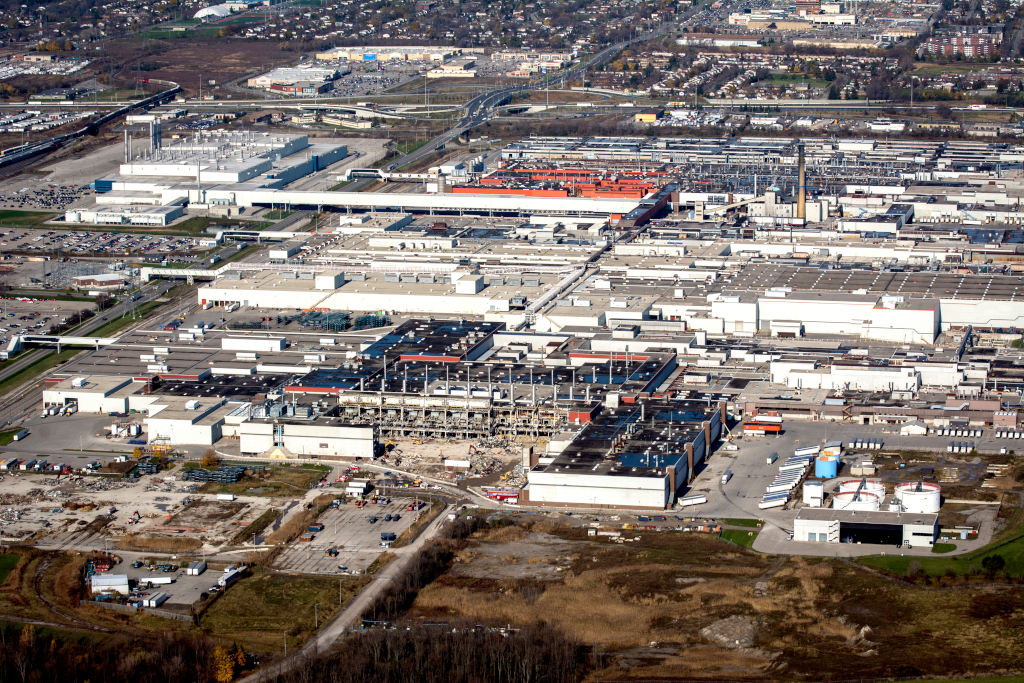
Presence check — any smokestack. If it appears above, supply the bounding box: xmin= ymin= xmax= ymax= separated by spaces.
xmin=797 ymin=143 xmax=806 ymax=222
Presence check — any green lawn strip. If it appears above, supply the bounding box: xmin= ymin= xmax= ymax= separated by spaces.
xmin=329 ymin=179 xmax=355 ymax=191
xmin=86 ymin=302 xmax=161 ymax=337
xmin=720 ymin=528 xmax=758 ymax=549
xmin=0 ymin=348 xmax=80 ymax=396
xmin=932 ymin=543 xmax=957 ymax=554
xmin=212 ymin=245 xmax=255 ymax=267
xmin=396 ymin=139 xmax=430 ymax=156
xmin=228 ymin=508 xmax=280 ymax=545
xmin=7 ymin=291 xmax=98 ymax=302
xmin=0 ymin=429 xmax=23 ymax=445
xmin=264 ymin=209 xmax=294 ymax=220
xmin=722 ymin=518 xmax=762 ymax=528
xmin=860 ymin=528 xmax=1024 ymax=576
xmin=0 ymin=554 xmax=20 ymax=584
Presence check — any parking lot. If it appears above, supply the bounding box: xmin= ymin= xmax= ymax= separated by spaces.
xmin=116 ymin=558 xmax=216 ymax=608
xmin=273 ymin=498 xmax=418 ymax=575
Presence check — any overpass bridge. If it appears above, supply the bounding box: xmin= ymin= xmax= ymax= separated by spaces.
xmin=6 ymin=334 xmax=121 ymax=355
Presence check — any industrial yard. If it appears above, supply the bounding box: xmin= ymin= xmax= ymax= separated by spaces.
xmin=2 ymin=42 xmax=1024 ymax=683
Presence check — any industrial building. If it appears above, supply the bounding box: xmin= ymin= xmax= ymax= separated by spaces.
xmin=246 ymin=65 xmax=347 ymax=90
xmin=794 ymin=508 xmax=938 ymax=547
xmin=315 ymin=46 xmax=465 ymax=62
xmin=524 ymin=398 xmax=727 ymax=509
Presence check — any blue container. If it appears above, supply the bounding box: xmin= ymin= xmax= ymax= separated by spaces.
xmin=815 ymin=456 xmax=839 ymax=479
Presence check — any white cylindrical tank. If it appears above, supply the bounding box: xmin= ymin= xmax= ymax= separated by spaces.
xmin=803 ymin=480 xmax=825 ymax=507
xmin=833 ymin=491 xmax=881 ymax=511
xmin=895 ymin=482 xmax=941 ymax=513
xmin=838 ymin=479 xmax=885 ymax=498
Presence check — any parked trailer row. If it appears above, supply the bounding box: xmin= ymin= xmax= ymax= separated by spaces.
xmin=993 ymin=431 xmax=1021 ymax=439
xmin=930 ymin=427 xmax=982 ymax=437
xmin=947 ymin=441 xmax=977 ymax=454
xmin=758 ymin=495 xmax=788 ymax=509
xmin=848 ymin=438 xmax=884 ymax=450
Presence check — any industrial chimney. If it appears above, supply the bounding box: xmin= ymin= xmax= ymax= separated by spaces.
xmin=797 ymin=143 xmax=806 ymax=221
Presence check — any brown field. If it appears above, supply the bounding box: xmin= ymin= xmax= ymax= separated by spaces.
xmin=405 ymin=520 xmax=1024 ymax=681
xmin=102 ymin=38 xmax=296 ymax=95
xmin=116 ymin=534 xmax=202 ymax=552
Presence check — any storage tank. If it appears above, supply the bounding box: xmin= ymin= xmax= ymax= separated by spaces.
xmin=832 ymin=490 xmax=881 ymax=511
xmin=815 ymin=455 xmax=839 ymax=479
xmin=895 ymin=481 xmax=941 ymax=513
xmin=803 ymin=480 xmax=824 ymax=507
xmin=838 ymin=479 xmax=885 ymax=498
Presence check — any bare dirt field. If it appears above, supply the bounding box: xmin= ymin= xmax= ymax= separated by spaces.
xmin=167 ymin=499 xmax=246 ymax=529
xmin=407 ymin=518 xmax=1024 ymax=681
xmin=452 ymin=530 xmax=577 ymax=580
xmin=105 ymin=40 xmax=294 ymax=94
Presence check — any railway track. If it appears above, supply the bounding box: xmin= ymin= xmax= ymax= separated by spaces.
xmin=32 ymin=555 xmax=114 ymax=633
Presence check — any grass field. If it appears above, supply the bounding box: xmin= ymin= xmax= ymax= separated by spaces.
xmin=721 ymin=528 xmax=759 ymax=548
xmin=861 ymin=528 xmax=1024 ymax=577
xmin=0 ymin=554 xmax=19 ymax=584
xmin=932 ymin=543 xmax=957 ymax=554
xmin=229 ymin=508 xmax=280 ymax=546
xmin=200 ymin=464 xmax=329 ymax=498
xmin=0 ymin=210 xmax=58 ymax=227
xmin=200 ymin=573 xmax=369 ymax=651
xmin=722 ymin=518 xmax=762 ymax=528
xmin=0 ymin=428 xmax=26 ymax=445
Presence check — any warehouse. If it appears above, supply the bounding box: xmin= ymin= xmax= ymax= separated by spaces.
xmin=90 ymin=574 xmax=130 ymax=595
xmin=246 ymin=65 xmax=346 ymax=89
xmin=794 ymin=508 xmax=938 ymax=547
xmin=66 ymin=205 xmax=184 ymax=227
xmin=42 ymin=376 xmax=152 ymax=414
xmin=237 ymin=417 xmax=375 ymax=459
xmin=524 ymin=398 xmax=727 ymax=509
xmin=72 ymin=273 xmax=127 ymax=290
xmin=144 ymin=398 xmax=234 ymax=446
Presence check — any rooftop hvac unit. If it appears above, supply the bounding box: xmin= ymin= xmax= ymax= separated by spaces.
xmin=185 ymin=399 xmax=200 ymax=411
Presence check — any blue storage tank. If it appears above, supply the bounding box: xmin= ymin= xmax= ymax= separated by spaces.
xmin=815 ymin=455 xmax=839 ymax=479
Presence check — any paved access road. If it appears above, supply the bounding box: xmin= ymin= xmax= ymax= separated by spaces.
xmin=238 ymin=503 xmax=455 ymax=683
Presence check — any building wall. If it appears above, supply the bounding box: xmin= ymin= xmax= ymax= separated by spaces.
xmin=42 ymin=388 xmax=129 ymax=413
xmin=145 ymin=418 xmax=222 ymax=445
xmin=527 ymin=472 xmax=670 ymax=508
xmin=759 ymin=297 xmax=877 ymax=336
xmin=794 ymin=517 xmax=839 ymax=542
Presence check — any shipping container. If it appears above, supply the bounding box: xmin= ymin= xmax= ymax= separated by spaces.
xmin=216 ymin=493 xmax=236 ymax=501
xmin=758 ymin=497 xmax=787 ymax=509
xmin=794 ymin=446 xmax=820 ymax=457
xmin=218 ymin=569 xmax=241 ymax=587
xmin=721 ymin=470 xmax=732 ymax=485
xmin=186 ymin=561 xmax=206 ymax=576
xmin=767 ymin=453 xmax=778 ymax=465
xmin=677 ymin=494 xmax=707 ymax=506
xmin=143 ymin=592 xmax=168 ymax=608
